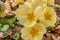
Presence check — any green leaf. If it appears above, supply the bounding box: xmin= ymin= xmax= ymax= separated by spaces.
xmin=9 ymin=25 xmax=15 ymax=30
xmin=14 ymin=32 xmax=20 ymax=40
xmin=7 ymin=17 xmax=16 ymax=25
xmin=3 ymin=31 xmax=8 ymax=37
xmin=1 ymin=25 xmax=9 ymax=31
xmin=0 ymin=16 xmax=16 ymax=25
xmin=14 ymin=20 xmax=24 ymax=27
xmin=0 ymin=24 xmax=1 ymax=27
xmin=0 ymin=5 xmax=5 ymax=12
xmin=47 ymin=26 xmax=55 ymax=33
xmin=58 ymin=4 xmax=60 ymax=7
xmin=0 ymin=12 xmax=6 ymax=18
xmin=0 ymin=5 xmax=6 ymax=17
xmin=55 ymin=20 xmax=60 ymax=26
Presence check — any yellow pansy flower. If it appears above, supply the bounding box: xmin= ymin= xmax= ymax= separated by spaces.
xmin=25 ymin=0 xmax=47 ymax=9
xmin=15 ymin=5 xmax=37 ymax=27
xmin=44 ymin=0 xmax=54 ymax=6
xmin=26 ymin=0 xmax=34 ymax=3
xmin=35 ymin=6 xmax=57 ymax=27
xmin=12 ymin=0 xmax=25 ymax=7
xmin=21 ymin=23 xmax=46 ymax=40
xmin=32 ymin=0 xmax=46 ymax=8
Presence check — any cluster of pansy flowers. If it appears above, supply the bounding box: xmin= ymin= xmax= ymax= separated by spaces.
xmin=12 ymin=0 xmax=57 ymax=40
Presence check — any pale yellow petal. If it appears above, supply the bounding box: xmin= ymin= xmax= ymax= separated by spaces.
xmin=21 ymin=23 xmax=46 ymax=40
xmin=44 ymin=0 xmax=54 ymax=5
xmin=26 ymin=0 xmax=47 ymax=10
xmin=12 ymin=0 xmax=25 ymax=7
xmin=35 ymin=6 xmax=57 ymax=27
xmin=15 ymin=5 xmax=37 ymax=27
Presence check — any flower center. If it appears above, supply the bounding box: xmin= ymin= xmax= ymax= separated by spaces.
xmin=27 ymin=13 xmax=36 ymax=22
xmin=30 ymin=27 xmax=39 ymax=37
xmin=44 ymin=12 xmax=52 ymax=20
